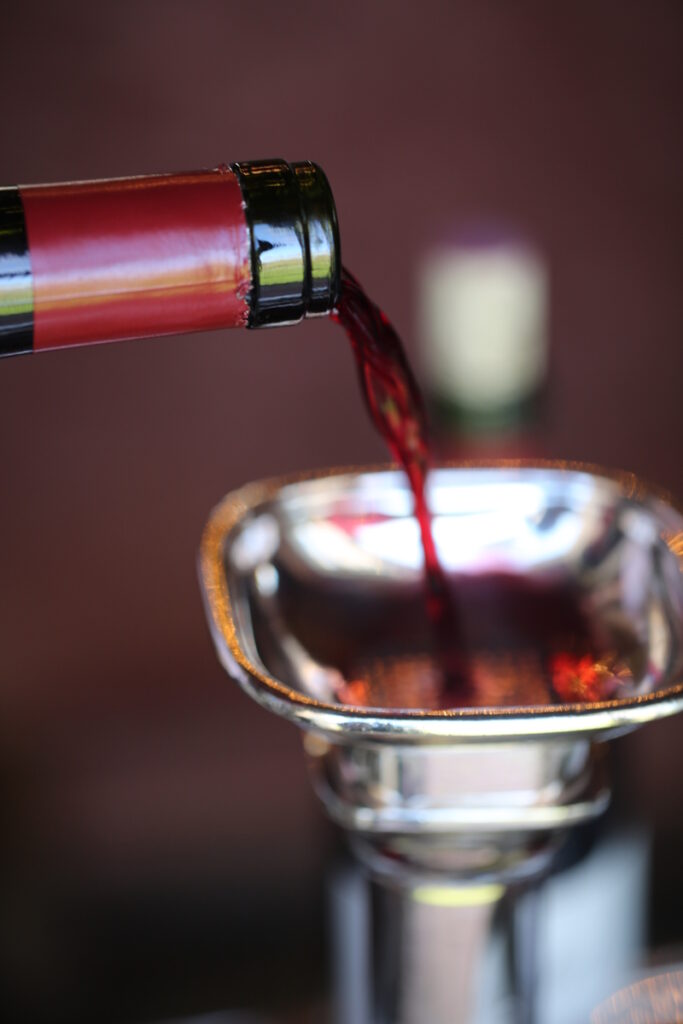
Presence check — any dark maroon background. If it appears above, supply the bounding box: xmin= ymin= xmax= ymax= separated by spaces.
xmin=0 ymin=2 xmax=681 ymax=1021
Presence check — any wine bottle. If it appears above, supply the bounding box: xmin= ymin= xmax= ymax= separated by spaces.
xmin=417 ymin=229 xmax=548 ymax=454
xmin=0 ymin=159 xmax=340 ymax=357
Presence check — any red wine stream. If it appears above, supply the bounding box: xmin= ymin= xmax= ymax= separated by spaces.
xmin=332 ymin=268 xmax=635 ymax=709
xmin=333 ymin=267 xmax=469 ymax=699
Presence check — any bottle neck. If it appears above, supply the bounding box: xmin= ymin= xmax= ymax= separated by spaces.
xmin=233 ymin=159 xmax=340 ymax=327
xmin=0 ymin=160 xmax=340 ymax=356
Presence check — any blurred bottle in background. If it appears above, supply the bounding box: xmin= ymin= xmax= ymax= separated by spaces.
xmin=417 ymin=228 xmax=549 ymax=460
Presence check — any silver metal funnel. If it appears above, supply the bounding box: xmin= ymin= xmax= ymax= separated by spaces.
xmin=199 ymin=463 xmax=683 ymax=1023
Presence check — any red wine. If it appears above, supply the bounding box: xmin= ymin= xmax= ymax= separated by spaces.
xmin=333 ymin=572 xmax=638 ymax=710
xmin=333 ymin=267 xmax=469 ymax=699
xmin=332 ymin=268 xmax=634 ymax=710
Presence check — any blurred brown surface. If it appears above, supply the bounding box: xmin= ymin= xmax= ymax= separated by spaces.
xmin=0 ymin=2 xmax=682 ymax=1021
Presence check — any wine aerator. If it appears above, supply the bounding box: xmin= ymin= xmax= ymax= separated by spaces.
xmin=200 ymin=463 xmax=683 ymax=1023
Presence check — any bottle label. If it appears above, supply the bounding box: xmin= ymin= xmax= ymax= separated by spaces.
xmin=19 ymin=168 xmax=251 ymax=350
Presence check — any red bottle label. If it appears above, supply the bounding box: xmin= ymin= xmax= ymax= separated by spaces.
xmin=20 ymin=168 xmax=251 ymax=350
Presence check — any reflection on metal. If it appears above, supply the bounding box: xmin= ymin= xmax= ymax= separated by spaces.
xmin=412 ymin=883 xmax=505 ymax=908
xmin=591 ymin=969 xmax=683 ymax=1023
xmin=200 ymin=462 xmax=683 ymax=737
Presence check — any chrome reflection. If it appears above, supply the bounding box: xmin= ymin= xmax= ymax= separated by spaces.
xmin=208 ymin=464 xmax=683 ymax=731
xmin=591 ymin=969 xmax=683 ymax=1023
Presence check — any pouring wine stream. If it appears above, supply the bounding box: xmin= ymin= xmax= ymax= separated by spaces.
xmin=333 ymin=266 xmax=469 ymax=702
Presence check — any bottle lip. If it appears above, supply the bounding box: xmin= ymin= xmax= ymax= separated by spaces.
xmin=231 ymin=159 xmax=341 ymax=328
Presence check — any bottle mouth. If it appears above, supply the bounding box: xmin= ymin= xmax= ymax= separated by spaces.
xmin=231 ymin=159 xmax=341 ymax=328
